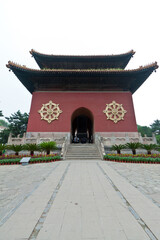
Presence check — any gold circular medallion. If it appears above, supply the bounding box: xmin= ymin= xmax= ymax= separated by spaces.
xmin=103 ymin=101 xmax=127 ymax=123
xmin=38 ymin=100 xmax=62 ymax=123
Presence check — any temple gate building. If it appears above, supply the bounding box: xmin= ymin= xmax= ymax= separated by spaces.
xmin=7 ymin=50 xmax=158 ymax=150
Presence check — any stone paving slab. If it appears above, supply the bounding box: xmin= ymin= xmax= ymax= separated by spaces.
xmin=0 ymin=161 xmax=160 ymax=239
xmin=107 ymin=162 xmax=160 ymax=207
xmin=99 ymin=162 xmax=160 ymax=239
xmin=0 ymin=162 xmax=68 ymax=240
xmin=0 ymin=162 xmax=61 ymax=224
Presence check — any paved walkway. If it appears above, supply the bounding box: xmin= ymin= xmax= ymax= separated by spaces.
xmin=0 ymin=161 xmax=160 ymax=239
xmin=107 ymin=162 xmax=160 ymax=207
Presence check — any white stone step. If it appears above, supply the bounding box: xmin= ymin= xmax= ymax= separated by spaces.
xmin=65 ymin=144 xmax=101 ymax=160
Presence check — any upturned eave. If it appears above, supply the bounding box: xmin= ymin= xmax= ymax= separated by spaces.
xmin=30 ymin=49 xmax=135 ymax=70
xmin=6 ymin=61 xmax=158 ymax=94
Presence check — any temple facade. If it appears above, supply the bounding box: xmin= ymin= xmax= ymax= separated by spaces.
xmin=7 ymin=50 xmax=158 ymax=147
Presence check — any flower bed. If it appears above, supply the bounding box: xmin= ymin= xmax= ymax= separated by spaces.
xmin=104 ymin=154 xmax=160 ymax=164
xmin=0 ymin=156 xmax=61 ymax=165
xmin=0 ymin=153 xmax=58 ymax=160
xmin=107 ymin=153 xmax=160 ymax=158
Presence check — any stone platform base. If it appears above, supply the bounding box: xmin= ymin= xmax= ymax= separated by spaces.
xmin=98 ymin=132 xmax=157 ymax=147
xmin=7 ymin=132 xmax=69 ymax=147
xmin=7 ymin=132 xmax=157 ymax=147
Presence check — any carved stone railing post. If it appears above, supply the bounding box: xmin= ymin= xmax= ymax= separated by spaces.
xmin=95 ymin=134 xmax=105 ymax=160
xmin=61 ymin=133 xmax=70 ymax=160
xmin=152 ymin=133 xmax=157 ymax=144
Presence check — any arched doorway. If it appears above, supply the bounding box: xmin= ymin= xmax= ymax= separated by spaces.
xmin=71 ymin=107 xmax=94 ymax=143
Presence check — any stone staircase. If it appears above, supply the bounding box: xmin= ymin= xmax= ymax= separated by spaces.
xmin=65 ymin=143 xmax=102 ymax=160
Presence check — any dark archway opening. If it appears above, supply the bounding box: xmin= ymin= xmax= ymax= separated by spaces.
xmin=71 ymin=108 xmax=94 ymax=143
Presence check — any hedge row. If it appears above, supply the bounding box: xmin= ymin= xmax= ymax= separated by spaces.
xmin=104 ymin=154 xmax=160 ymax=164
xmin=107 ymin=153 xmax=160 ymax=158
xmin=0 ymin=153 xmax=58 ymax=160
xmin=0 ymin=156 xmax=61 ymax=165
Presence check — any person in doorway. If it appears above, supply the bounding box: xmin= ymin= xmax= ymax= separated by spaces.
xmin=74 ymin=135 xmax=79 ymax=143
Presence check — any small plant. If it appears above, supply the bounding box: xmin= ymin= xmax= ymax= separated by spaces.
xmin=111 ymin=144 xmax=125 ymax=154
xmin=0 ymin=144 xmax=6 ymax=156
xmin=124 ymin=142 xmax=141 ymax=155
xmin=156 ymin=145 xmax=160 ymax=152
xmin=23 ymin=143 xmax=38 ymax=156
xmin=39 ymin=141 xmax=57 ymax=155
xmin=7 ymin=144 xmax=24 ymax=156
xmin=141 ymin=144 xmax=158 ymax=155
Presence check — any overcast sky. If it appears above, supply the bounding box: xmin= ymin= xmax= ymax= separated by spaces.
xmin=0 ymin=0 xmax=160 ymax=126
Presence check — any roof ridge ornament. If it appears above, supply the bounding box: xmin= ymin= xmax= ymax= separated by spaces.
xmin=139 ymin=62 xmax=158 ymax=70
xmin=6 ymin=61 xmax=158 ymax=72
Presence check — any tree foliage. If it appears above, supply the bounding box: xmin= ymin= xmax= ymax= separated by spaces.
xmin=156 ymin=135 xmax=160 ymax=145
xmin=137 ymin=125 xmax=152 ymax=137
xmin=150 ymin=120 xmax=160 ymax=135
xmin=7 ymin=144 xmax=23 ymax=156
xmin=0 ymin=110 xmax=3 ymax=117
xmin=0 ymin=119 xmax=8 ymax=127
xmin=39 ymin=141 xmax=57 ymax=155
xmin=0 ymin=144 xmax=6 ymax=156
xmin=23 ymin=143 xmax=39 ymax=156
xmin=0 ymin=111 xmax=29 ymax=144
xmin=111 ymin=144 xmax=125 ymax=154
xmin=138 ymin=120 xmax=160 ymax=145
xmin=6 ymin=110 xmax=29 ymax=137
xmin=0 ymin=128 xmax=10 ymax=144
xmin=141 ymin=144 xmax=158 ymax=155
xmin=125 ymin=142 xmax=141 ymax=155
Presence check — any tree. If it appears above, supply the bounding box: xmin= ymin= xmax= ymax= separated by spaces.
xmin=125 ymin=142 xmax=141 ymax=155
xmin=0 ymin=110 xmax=3 ymax=117
xmin=0 ymin=128 xmax=10 ymax=144
xmin=111 ymin=144 xmax=125 ymax=154
xmin=150 ymin=120 xmax=160 ymax=135
xmin=6 ymin=110 xmax=29 ymax=137
xmin=0 ymin=144 xmax=6 ymax=156
xmin=0 ymin=111 xmax=29 ymax=144
xmin=141 ymin=144 xmax=158 ymax=155
xmin=39 ymin=141 xmax=57 ymax=155
xmin=156 ymin=135 xmax=160 ymax=145
xmin=0 ymin=119 xmax=8 ymax=127
xmin=137 ymin=125 xmax=152 ymax=137
xmin=23 ymin=143 xmax=38 ymax=156
xmin=7 ymin=144 xmax=24 ymax=156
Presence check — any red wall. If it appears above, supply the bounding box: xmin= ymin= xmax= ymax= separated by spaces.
xmin=27 ymin=91 xmax=137 ymax=133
